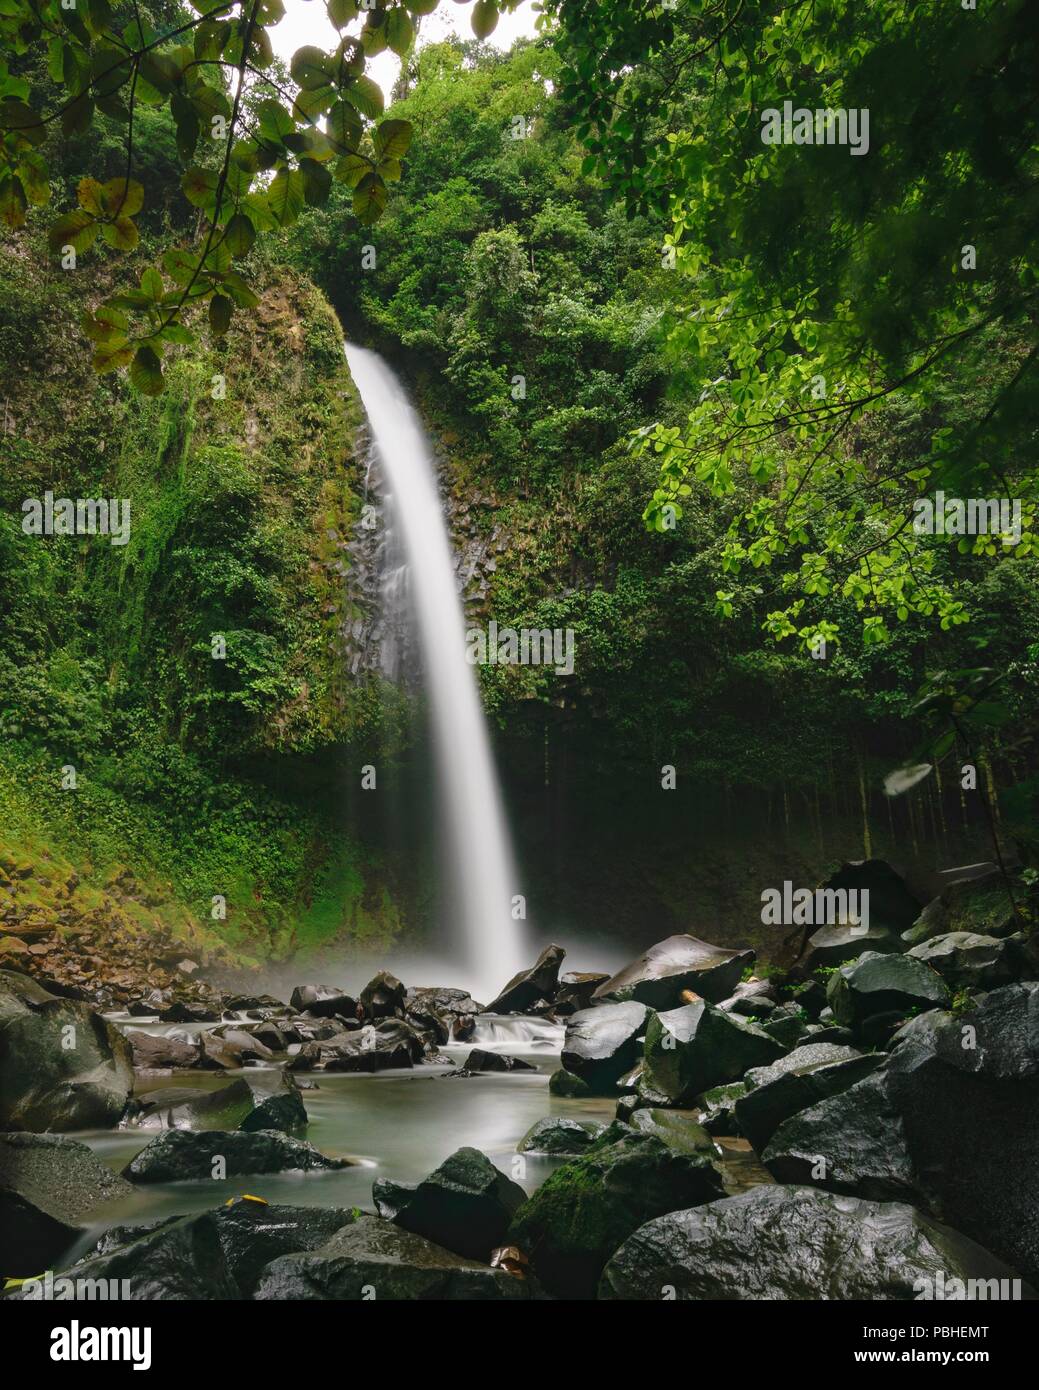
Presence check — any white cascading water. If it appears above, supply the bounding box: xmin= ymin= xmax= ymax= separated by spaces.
xmin=344 ymin=343 xmax=528 ymax=1002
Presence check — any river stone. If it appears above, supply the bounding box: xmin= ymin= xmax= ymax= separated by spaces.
xmin=759 ymin=1002 xmax=811 ymax=1048
xmin=827 ymin=950 xmax=950 ymax=1030
xmin=289 ymin=984 xmax=357 ymax=1018
xmin=127 ymin=1029 xmax=201 ymax=1069
xmin=548 ymin=1067 xmax=591 ymax=1098
xmin=390 ymin=1146 xmax=526 ymax=1260
xmin=907 ymin=931 xmax=1018 ymax=991
xmin=123 ymin=1128 xmax=350 ymax=1183
xmin=599 ymin=1185 xmax=1033 ymax=1300
xmin=592 ymin=935 xmax=754 ymax=1010
xmin=517 ymin=1117 xmax=605 ymax=1155
xmin=627 ymin=1108 xmax=716 ymax=1156
xmin=0 ymin=971 xmax=133 ymax=1132
xmin=717 ymin=978 xmax=777 ymax=1018
xmin=128 ymin=1078 xmax=256 ymax=1131
xmin=484 ymin=944 xmax=566 ymax=1014
xmin=554 ymin=972 xmax=611 ymax=1015
xmin=0 ymin=1132 xmax=134 ymax=1276
xmin=359 ymin=971 xmax=406 ymax=1019
xmin=508 ymin=1130 xmax=724 ymax=1299
xmin=696 ymin=1082 xmax=747 ymax=1135
xmin=255 ymin=1213 xmax=530 ymax=1300
xmin=321 ymin=1021 xmax=421 ymax=1072
xmin=641 ymin=1001 xmax=785 ymax=1105
xmin=763 ymin=983 xmax=1039 ymax=1281
xmin=462 ymin=1047 xmax=537 ymax=1073
xmin=238 ymin=1086 xmax=308 ymax=1134
xmin=372 ymin=1177 xmax=417 ymax=1220
xmin=734 ymin=1043 xmax=884 ymax=1153
xmin=560 ymin=1001 xmax=648 ymax=1093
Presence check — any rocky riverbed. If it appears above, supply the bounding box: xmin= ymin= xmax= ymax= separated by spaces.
xmin=2 ymin=859 xmax=1037 ymax=1300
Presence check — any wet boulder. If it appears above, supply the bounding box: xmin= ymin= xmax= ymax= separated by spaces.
xmin=255 ymin=1213 xmax=530 ymax=1300
xmin=372 ymin=1177 xmax=417 ymax=1220
xmin=123 ymin=1128 xmax=350 ymax=1183
xmin=517 ymin=1117 xmax=605 ymax=1155
xmin=907 ymin=931 xmax=1018 ymax=991
xmin=553 ymin=972 xmax=611 ymax=1015
xmin=733 ymin=1042 xmax=883 ymax=1153
xmin=827 ymin=950 xmax=950 ymax=1031
xmin=359 ymin=971 xmax=406 ymax=1020
xmin=717 ymin=978 xmax=777 ymax=1018
xmin=389 ymin=1146 xmax=526 ymax=1261
xmin=322 ymin=1020 xmax=423 ymax=1072
xmin=127 ymin=1029 xmax=201 ymax=1070
xmin=238 ymin=1085 xmax=308 ymax=1134
xmin=0 ymin=970 xmax=133 ymax=1131
xmin=592 ymin=935 xmax=754 ymax=1010
xmin=801 ymin=923 xmax=903 ymax=972
xmin=461 ymin=1048 xmax=536 ymax=1074
xmin=696 ymin=1082 xmax=747 ymax=1136
xmin=0 ymin=1132 xmax=133 ymax=1276
xmin=599 ymin=1185 xmax=1032 ymax=1300
xmin=903 ymin=868 xmax=1019 ymax=946
xmin=762 ymin=983 xmax=1039 ymax=1282
xmin=641 ymin=1001 xmax=785 ymax=1105
xmin=560 ymin=1002 xmax=648 ymax=1093
xmin=128 ymin=1078 xmax=256 ymax=1131
xmin=759 ymin=1002 xmax=812 ymax=1048
xmin=626 ymin=1108 xmax=717 ymax=1156
xmin=289 ymin=984 xmax=358 ymax=1019
xmin=508 ymin=1129 xmax=724 ymax=1299
xmin=548 ymin=1067 xmax=591 ymax=1098
xmin=484 ymin=945 xmax=566 ymax=1015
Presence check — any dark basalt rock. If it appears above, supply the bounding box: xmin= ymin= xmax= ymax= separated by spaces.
xmin=517 ymin=1117 xmax=605 ymax=1155
xmin=734 ymin=1042 xmax=884 ymax=1153
xmin=158 ymin=1000 xmax=220 ymax=1024
xmin=123 ymin=1128 xmax=350 ymax=1183
xmin=627 ymin=1108 xmax=717 ymax=1156
xmin=321 ymin=1019 xmax=423 ymax=1072
xmin=390 ymin=1146 xmax=527 ymax=1261
xmin=372 ymin=1177 xmax=417 ymax=1220
xmin=599 ymin=1185 xmax=1034 ymax=1300
xmin=902 ymin=868 xmax=1020 ymax=946
xmin=592 ymin=935 xmax=754 ymax=1010
xmin=128 ymin=1078 xmax=255 ymax=1131
xmin=359 ymin=971 xmax=406 ymax=1019
xmin=127 ymin=1029 xmax=201 ymax=1069
xmin=717 ymin=978 xmax=777 ymax=1018
xmin=827 ymin=950 xmax=950 ymax=1031
xmin=758 ymin=1002 xmax=811 ymax=1048
xmin=254 ymin=1213 xmax=531 ymax=1300
xmin=289 ymin=984 xmax=358 ymax=1019
xmin=553 ymin=972 xmax=611 ymax=1015
xmin=696 ymin=1082 xmax=747 ymax=1136
xmin=907 ymin=931 xmax=1019 ymax=991
xmin=560 ymin=1001 xmax=648 ymax=1093
xmin=508 ymin=1130 xmax=725 ymax=1300
xmin=461 ymin=1048 xmax=536 ymax=1074
xmin=641 ymin=1000 xmax=784 ymax=1105
xmin=0 ymin=970 xmax=133 ymax=1131
xmin=0 ymin=1131 xmax=133 ymax=1276
xmin=801 ymin=923 xmax=904 ymax=972
xmin=238 ymin=1086 xmax=308 ymax=1134
xmin=548 ymin=1067 xmax=591 ymax=1098
xmin=763 ymin=983 xmax=1039 ymax=1282
xmin=484 ymin=944 xmax=566 ymax=1014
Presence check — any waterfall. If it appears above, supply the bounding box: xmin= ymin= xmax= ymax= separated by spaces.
xmin=344 ymin=343 xmax=528 ymax=1003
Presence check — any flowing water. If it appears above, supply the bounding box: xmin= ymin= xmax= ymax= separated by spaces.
xmin=345 ymin=342 xmax=528 ymax=1003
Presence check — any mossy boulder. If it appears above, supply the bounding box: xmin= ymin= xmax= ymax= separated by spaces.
xmin=507 ymin=1129 xmax=724 ymax=1299
xmin=827 ymin=950 xmax=950 ymax=1031
xmin=641 ymin=1000 xmax=785 ymax=1105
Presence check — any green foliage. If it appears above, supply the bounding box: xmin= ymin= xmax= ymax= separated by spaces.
xmin=0 ymin=0 xmax=529 ymax=391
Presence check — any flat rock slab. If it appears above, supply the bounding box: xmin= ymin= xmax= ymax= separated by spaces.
xmin=123 ymin=1128 xmax=349 ymax=1183
xmin=593 ymin=935 xmax=754 ymax=1010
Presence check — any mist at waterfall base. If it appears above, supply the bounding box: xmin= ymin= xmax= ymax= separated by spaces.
xmin=339 ymin=342 xmax=569 ymax=1005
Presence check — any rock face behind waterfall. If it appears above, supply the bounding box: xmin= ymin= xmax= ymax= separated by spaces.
xmin=0 ymin=970 xmax=132 ymax=1131
xmin=592 ymin=935 xmax=754 ymax=1010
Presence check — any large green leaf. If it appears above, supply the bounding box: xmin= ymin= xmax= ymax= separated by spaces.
xmin=267 ymin=167 xmax=305 ymax=227
xmin=130 ymin=346 xmax=164 ymax=395
xmin=352 ymin=170 xmax=387 ymax=224
xmin=373 ymin=118 xmax=412 ymax=161
xmin=472 ymin=0 xmax=499 ymax=40
xmin=343 ymin=74 xmax=384 ymax=119
xmin=385 ymin=8 xmax=414 ymax=56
